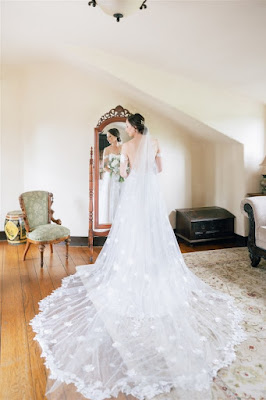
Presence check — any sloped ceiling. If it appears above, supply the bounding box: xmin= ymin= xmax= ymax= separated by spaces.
xmin=2 ymin=0 xmax=266 ymax=104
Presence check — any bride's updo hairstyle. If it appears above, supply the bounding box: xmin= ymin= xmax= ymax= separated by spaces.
xmin=128 ymin=113 xmax=147 ymax=135
xmin=108 ymin=128 xmax=121 ymax=142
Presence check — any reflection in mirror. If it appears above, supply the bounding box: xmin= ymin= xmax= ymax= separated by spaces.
xmin=89 ymin=105 xmax=131 ymax=259
xmin=98 ymin=122 xmax=130 ymax=224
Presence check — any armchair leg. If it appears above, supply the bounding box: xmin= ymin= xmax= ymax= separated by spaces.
xmin=89 ymin=242 xmax=93 ymax=264
xmin=23 ymin=241 xmax=31 ymax=261
xmin=50 ymin=244 xmax=53 ymax=253
xmin=65 ymin=238 xmax=71 ymax=259
xmin=39 ymin=244 xmax=45 ymax=268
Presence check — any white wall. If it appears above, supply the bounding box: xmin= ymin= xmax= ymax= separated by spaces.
xmin=77 ymin=49 xmax=265 ymax=235
xmin=1 ymin=62 xmax=195 ymax=235
xmin=1 ymin=60 xmax=264 ymax=237
xmin=191 ymin=138 xmax=245 ymax=234
xmin=1 ymin=66 xmax=25 ymax=219
xmin=264 ymin=106 xmax=266 ymax=155
xmin=81 ymin=51 xmax=265 ymax=175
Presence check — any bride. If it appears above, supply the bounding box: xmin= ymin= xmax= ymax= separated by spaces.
xmin=99 ymin=128 xmax=123 ymax=224
xmin=31 ymin=113 xmax=246 ymax=400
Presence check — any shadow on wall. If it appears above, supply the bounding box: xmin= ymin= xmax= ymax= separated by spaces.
xmin=264 ymin=106 xmax=266 ymax=155
xmin=191 ymin=138 xmax=245 ymax=236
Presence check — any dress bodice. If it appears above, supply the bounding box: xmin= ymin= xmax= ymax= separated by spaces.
xmin=104 ymin=153 xmax=121 ymax=160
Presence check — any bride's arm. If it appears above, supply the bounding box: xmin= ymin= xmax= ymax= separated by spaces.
xmin=103 ymin=148 xmax=110 ymax=172
xmin=120 ymin=144 xmax=129 ymax=179
xmin=155 ymin=140 xmax=162 ymax=173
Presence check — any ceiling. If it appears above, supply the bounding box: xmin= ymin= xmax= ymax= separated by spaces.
xmin=2 ymin=0 xmax=266 ymax=104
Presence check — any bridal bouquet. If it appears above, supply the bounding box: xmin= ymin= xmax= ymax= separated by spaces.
xmin=109 ymin=155 xmax=125 ymax=182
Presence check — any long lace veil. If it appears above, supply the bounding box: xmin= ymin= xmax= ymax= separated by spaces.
xmin=37 ymin=126 xmax=245 ymax=400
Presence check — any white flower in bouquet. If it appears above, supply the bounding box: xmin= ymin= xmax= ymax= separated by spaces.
xmin=108 ymin=155 xmax=124 ymax=182
xmin=110 ymin=158 xmax=119 ymax=168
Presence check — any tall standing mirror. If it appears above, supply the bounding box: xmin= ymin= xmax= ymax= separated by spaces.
xmin=88 ymin=105 xmax=131 ymax=260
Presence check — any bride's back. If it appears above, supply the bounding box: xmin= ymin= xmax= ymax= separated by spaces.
xmin=124 ymin=136 xmax=159 ymax=169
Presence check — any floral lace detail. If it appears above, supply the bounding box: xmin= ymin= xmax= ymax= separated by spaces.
xmin=30 ymin=132 xmax=247 ymax=400
xmin=31 ymin=273 xmax=246 ymax=400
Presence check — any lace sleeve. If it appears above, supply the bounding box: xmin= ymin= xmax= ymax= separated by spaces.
xmin=120 ymin=154 xmax=129 ymax=163
xmin=120 ymin=153 xmax=129 ymax=178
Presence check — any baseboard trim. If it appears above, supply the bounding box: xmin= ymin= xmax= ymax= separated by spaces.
xmin=0 ymin=231 xmax=6 ymax=241
xmin=67 ymin=236 xmax=107 ymax=247
xmin=0 ymin=231 xmax=246 ymax=248
xmin=234 ymin=234 xmax=248 ymax=247
xmin=0 ymin=231 xmax=107 ymax=247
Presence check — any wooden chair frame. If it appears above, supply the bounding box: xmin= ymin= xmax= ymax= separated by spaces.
xmin=19 ymin=192 xmax=71 ymax=268
xmin=244 ymin=203 xmax=266 ymax=267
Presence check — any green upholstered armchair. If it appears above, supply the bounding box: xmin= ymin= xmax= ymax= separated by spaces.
xmin=19 ymin=191 xmax=70 ymax=267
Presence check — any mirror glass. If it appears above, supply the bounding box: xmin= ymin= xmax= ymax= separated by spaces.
xmin=97 ymin=121 xmax=130 ymax=225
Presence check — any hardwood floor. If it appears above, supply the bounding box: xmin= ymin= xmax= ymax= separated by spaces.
xmin=0 ymin=239 xmax=239 ymax=400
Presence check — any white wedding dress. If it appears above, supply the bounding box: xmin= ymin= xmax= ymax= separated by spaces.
xmin=31 ymin=133 xmax=246 ymax=400
xmin=99 ymin=154 xmax=122 ymax=224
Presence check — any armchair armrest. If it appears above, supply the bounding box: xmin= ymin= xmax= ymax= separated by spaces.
xmin=240 ymin=196 xmax=266 ymax=267
xmin=51 ymin=217 xmax=62 ymax=225
xmin=241 ymin=196 xmax=266 ymax=226
xmin=51 ymin=209 xmax=62 ymax=225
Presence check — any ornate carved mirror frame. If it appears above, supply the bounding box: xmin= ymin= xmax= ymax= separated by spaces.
xmin=88 ymin=105 xmax=131 ymax=260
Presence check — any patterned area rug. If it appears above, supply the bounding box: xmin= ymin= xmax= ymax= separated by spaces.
xmin=183 ymin=247 xmax=266 ymax=400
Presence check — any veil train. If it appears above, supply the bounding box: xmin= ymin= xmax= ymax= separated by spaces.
xmin=31 ymin=131 xmax=246 ymax=400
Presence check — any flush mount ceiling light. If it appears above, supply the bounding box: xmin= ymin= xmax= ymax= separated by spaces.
xmin=88 ymin=0 xmax=147 ymax=22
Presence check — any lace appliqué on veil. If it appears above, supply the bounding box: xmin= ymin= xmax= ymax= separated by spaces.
xmin=30 ymin=132 xmax=246 ymax=400
xmin=31 ymin=272 xmax=246 ymax=400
